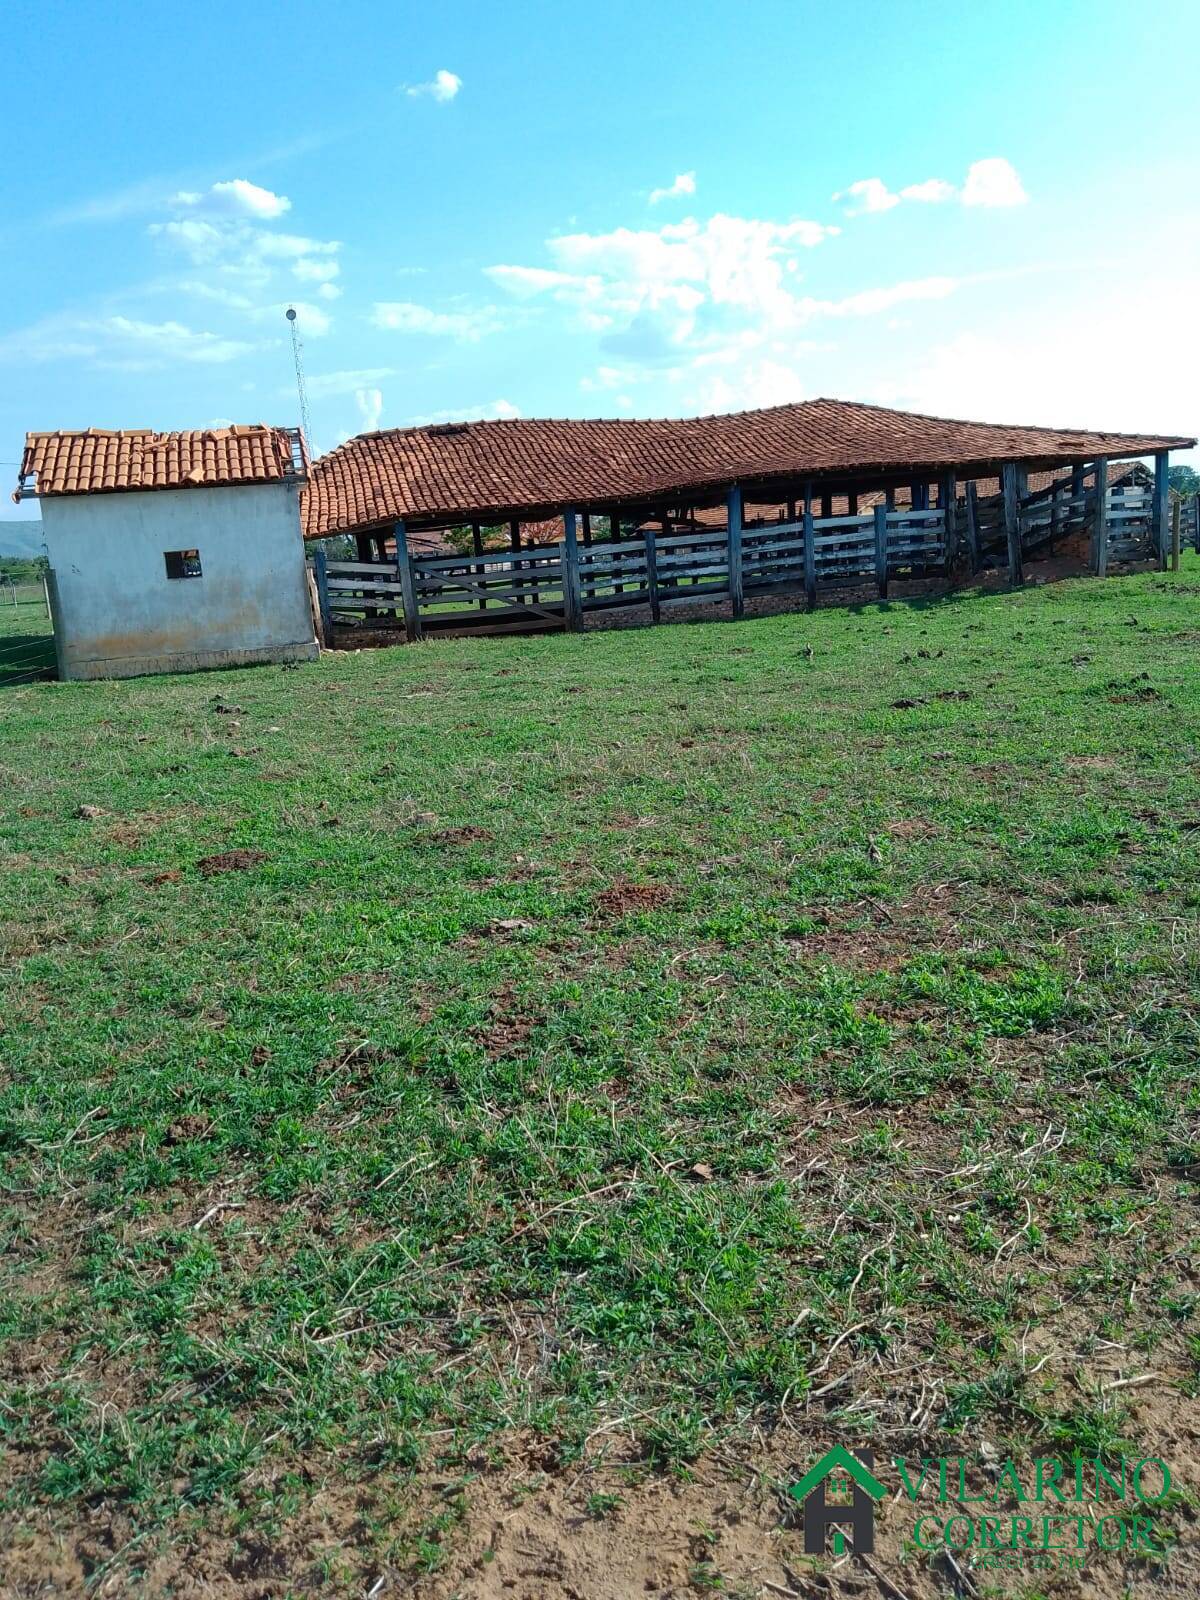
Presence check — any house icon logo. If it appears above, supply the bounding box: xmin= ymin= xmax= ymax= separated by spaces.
xmin=790 ymin=1446 xmax=887 ymax=1555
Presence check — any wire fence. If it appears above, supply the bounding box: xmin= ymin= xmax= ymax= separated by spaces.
xmin=0 ymin=578 xmax=55 ymax=686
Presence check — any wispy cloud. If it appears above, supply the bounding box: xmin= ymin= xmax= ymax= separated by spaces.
xmin=649 ymin=171 xmax=696 ymax=205
xmin=404 ymin=69 xmax=462 ymax=102
xmin=406 ymin=399 xmax=521 ymax=426
xmin=371 ymin=301 xmax=504 ymax=340
xmin=304 ymin=367 xmax=398 ymax=399
xmin=0 ymin=311 xmax=257 ymax=369
xmin=355 ymin=387 xmax=384 ymax=431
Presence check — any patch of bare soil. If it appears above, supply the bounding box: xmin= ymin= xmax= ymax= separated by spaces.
xmin=783 ymin=887 xmax=959 ymax=972
xmin=195 ymin=850 xmax=268 ymax=876
xmin=595 ymin=881 xmax=673 ymax=916
xmin=473 ymin=984 xmax=544 ymax=1058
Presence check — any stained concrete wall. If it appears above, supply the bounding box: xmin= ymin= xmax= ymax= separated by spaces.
xmin=41 ymin=481 xmax=318 ymax=680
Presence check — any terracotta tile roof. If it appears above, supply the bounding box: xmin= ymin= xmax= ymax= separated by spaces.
xmin=301 ymin=399 xmax=1192 ymax=538
xmin=14 ymin=425 xmax=304 ymax=501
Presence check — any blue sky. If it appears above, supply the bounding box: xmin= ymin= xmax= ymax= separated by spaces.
xmin=3 ymin=0 xmax=1198 ymax=550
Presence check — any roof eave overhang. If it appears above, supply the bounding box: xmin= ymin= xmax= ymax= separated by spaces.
xmin=306 ymin=437 xmax=1195 ymax=539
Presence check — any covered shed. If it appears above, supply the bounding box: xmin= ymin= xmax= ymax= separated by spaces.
xmin=300 ymin=399 xmax=1194 ymax=640
xmin=15 ymin=426 xmax=319 ymax=680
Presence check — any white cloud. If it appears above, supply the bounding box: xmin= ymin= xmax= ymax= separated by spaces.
xmin=316 ymin=282 xmax=341 ymax=301
xmin=488 ymin=213 xmax=842 ymax=363
xmin=305 ymin=367 xmax=398 ymax=399
xmin=833 ymin=178 xmax=901 ymax=215
xmin=405 ymin=69 xmax=461 ymax=102
xmin=173 ymin=179 xmax=292 ymax=219
xmin=899 ymin=178 xmax=957 ymax=204
xmin=372 ymin=301 xmax=502 ymax=340
xmin=649 ymin=171 xmax=696 ymax=205
xmin=961 ymin=157 xmax=1028 ymax=208
xmin=355 ymin=388 xmax=384 ymax=431
xmin=835 ymin=159 xmax=1028 ymax=215
xmin=0 ymin=311 xmax=256 ymax=368
xmin=406 ymin=399 xmax=521 ymax=426
xmin=293 ymin=257 xmax=340 ymax=283
xmin=805 ymin=275 xmax=960 ymax=319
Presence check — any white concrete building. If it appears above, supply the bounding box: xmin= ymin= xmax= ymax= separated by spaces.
xmin=14 ymin=426 xmax=319 ymax=680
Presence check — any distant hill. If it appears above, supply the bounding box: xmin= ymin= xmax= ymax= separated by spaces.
xmin=0 ymin=526 xmax=44 ymax=559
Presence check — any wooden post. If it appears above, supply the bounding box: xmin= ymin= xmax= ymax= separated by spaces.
xmin=820 ymin=490 xmax=832 ymax=519
xmin=561 ymin=511 xmax=582 ymax=631
xmin=395 ymin=521 xmax=422 ymax=642
xmin=645 ymin=519 xmax=662 ymax=622
xmin=1002 ymin=462 xmax=1023 ymax=587
xmin=941 ymin=473 xmax=957 ymax=569
xmin=885 ymin=486 xmax=896 ymax=511
xmin=1091 ymin=457 xmax=1109 ymax=576
xmin=848 ymin=490 xmax=859 ymax=515
xmin=1152 ymin=450 xmax=1170 ymax=569
xmin=581 ymin=512 xmax=592 ymax=547
xmin=911 ymin=482 xmax=929 ymax=511
xmin=786 ymin=498 xmax=796 ymax=523
xmin=873 ymin=503 xmax=888 ymax=599
xmin=964 ymin=482 xmax=980 ymax=573
xmin=313 ymin=547 xmax=333 ymax=646
xmin=1171 ymin=497 xmax=1181 ymax=571
xmin=726 ymin=485 xmax=744 ymax=617
xmin=803 ymin=481 xmax=817 ymax=611
xmin=471 ymin=521 xmax=486 ymax=611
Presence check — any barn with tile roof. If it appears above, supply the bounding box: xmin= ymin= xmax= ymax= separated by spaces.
xmin=299 ymin=399 xmax=1192 ymax=641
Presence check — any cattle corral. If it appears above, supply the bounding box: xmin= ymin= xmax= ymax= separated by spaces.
xmin=300 ymin=400 xmax=1196 ymax=646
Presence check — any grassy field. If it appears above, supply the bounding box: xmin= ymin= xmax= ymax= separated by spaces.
xmin=1 ymin=566 xmax=1198 ymax=1597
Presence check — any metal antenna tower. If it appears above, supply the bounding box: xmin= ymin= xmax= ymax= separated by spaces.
xmin=285 ymin=307 xmax=315 ymax=458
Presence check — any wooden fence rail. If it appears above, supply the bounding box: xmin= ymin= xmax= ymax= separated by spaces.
xmin=313 ymin=476 xmax=1191 ymax=642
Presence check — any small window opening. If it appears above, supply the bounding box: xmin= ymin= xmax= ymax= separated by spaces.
xmin=165 ymin=549 xmax=202 ymax=579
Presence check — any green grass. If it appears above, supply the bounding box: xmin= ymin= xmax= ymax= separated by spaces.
xmin=1 ymin=564 xmax=1199 ymax=1590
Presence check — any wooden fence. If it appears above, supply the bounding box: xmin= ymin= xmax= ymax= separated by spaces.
xmin=313 ymin=502 xmax=956 ymax=639
xmin=312 ymin=475 xmax=1191 ymax=642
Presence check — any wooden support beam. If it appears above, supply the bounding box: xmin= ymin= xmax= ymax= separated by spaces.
xmin=561 ymin=512 xmax=582 ymax=631
xmin=395 ymin=521 xmax=423 ymax=642
xmin=312 ymin=547 xmax=333 ymax=646
xmin=1002 ymin=463 xmax=1023 ymax=588
xmin=471 ymin=521 xmax=485 ymax=611
xmin=1152 ymin=450 xmax=1170 ymax=569
xmin=1091 ymin=456 xmax=1109 ymax=576
xmin=885 ymin=487 xmax=896 ymax=511
xmin=645 ymin=519 xmax=662 ymax=622
xmin=820 ymin=490 xmax=832 ymax=519
xmin=786 ymin=498 xmax=796 ymax=522
xmin=803 ymin=480 xmax=817 ymax=611
xmin=941 ymin=474 xmax=957 ymax=570
xmin=964 ymin=483 xmax=980 ymax=573
xmin=1171 ymin=496 xmax=1181 ymax=572
xmin=581 ymin=512 xmax=593 ymax=546
xmin=911 ymin=482 xmax=929 ymax=511
xmin=726 ymin=486 xmax=744 ymax=618
xmin=873 ymin=503 xmax=889 ymax=599
xmin=509 ymin=518 xmax=520 ymax=550
xmin=848 ymin=490 xmax=858 ymax=515
xmin=611 ymin=510 xmax=624 ymax=594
